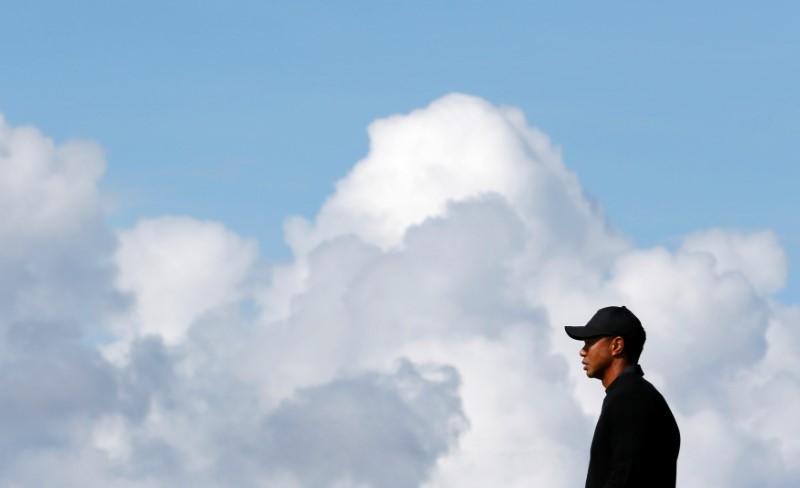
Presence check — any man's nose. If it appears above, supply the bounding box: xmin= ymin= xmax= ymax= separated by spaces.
xmin=580 ymin=348 xmax=588 ymax=357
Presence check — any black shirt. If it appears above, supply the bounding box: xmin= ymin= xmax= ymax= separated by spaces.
xmin=586 ymin=365 xmax=680 ymax=488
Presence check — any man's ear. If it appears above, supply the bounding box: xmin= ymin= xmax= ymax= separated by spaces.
xmin=611 ymin=336 xmax=625 ymax=358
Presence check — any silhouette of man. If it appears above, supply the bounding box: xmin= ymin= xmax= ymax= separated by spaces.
xmin=565 ymin=306 xmax=680 ymax=487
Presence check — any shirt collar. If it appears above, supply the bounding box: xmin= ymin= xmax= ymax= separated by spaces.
xmin=605 ymin=364 xmax=644 ymax=393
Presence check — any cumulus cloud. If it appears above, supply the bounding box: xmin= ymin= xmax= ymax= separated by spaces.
xmin=286 ymin=95 xmax=625 ymax=261
xmin=258 ymin=360 xmax=466 ymax=488
xmin=0 ymin=115 xmax=122 ymax=325
xmin=113 ymin=217 xmax=258 ymax=345
xmin=0 ymin=115 xmax=125 ymax=481
xmin=1 ymin=94 xmax=799 ymax=487
xmin=0 ymin=115 xmax=105 ymax=243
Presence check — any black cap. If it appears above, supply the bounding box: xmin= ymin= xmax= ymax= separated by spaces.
xmin=564 ymin=306 xmax=644 ymax=340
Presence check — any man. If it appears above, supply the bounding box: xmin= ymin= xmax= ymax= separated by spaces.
xmin=565 ymin=305 xmax=680 ymax=488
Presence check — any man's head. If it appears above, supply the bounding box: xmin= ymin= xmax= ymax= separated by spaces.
xmin=565 ymin=306 xmax=647 ymax=381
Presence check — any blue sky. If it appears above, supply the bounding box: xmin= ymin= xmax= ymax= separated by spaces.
xmin=2 ymin=0 xmax=798 ymax=298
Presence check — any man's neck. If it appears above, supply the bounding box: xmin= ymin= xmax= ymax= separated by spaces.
xmin=601 ymin=359 xmax=631 ymax=389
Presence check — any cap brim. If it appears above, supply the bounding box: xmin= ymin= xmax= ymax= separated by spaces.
xmin=564 ymin=325 xmax=604 ymax=340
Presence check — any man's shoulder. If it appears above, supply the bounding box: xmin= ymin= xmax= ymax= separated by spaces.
xmin=607 ymin=371 xmax=668 ymax=407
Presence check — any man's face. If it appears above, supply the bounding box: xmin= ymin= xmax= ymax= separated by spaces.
xmin=580 ymin=336 xmax=614 ymax=379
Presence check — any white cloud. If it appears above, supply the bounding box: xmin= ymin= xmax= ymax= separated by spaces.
xmin=0 ymin=115 xmax=121 ymax=326
xmin=285 ymin=94 xmax=625 ymax=262
xmin=605 ymin=245 xmax=771 ymax=409
xmin=681 ymin=228 xmax=787 ymax=295
xmin=258 ymin=360 xmax=466 ymax=488
xmin=113 ymin=217 xmax=258 ymax=344
xmin=0 ymin=115 xmax=105 ymax=247
xmin=1 ymin=95 xmax=799 ymax=486
xmin=0 ymin=115 xmax=125 ymax=482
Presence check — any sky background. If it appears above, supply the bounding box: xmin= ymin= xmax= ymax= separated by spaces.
xmin=1 ymin=2 xmax=799 ymax=487
xmin=3 ymin=1 xmax=798 ymax=300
